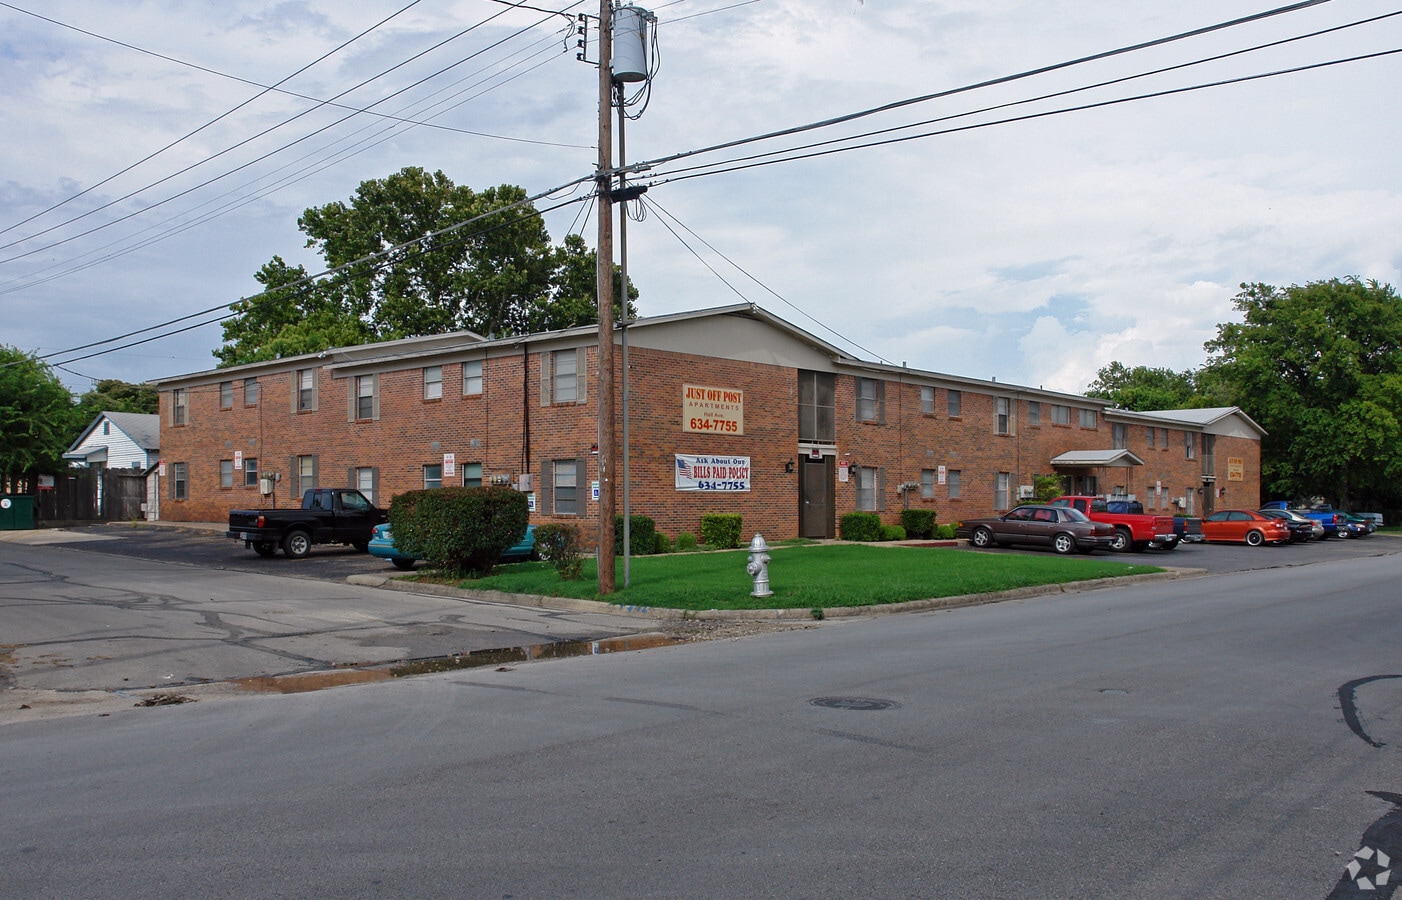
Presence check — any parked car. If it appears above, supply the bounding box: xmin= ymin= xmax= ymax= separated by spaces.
xmin=1260 ymin=501 xmax=1347 ymax=538
xmin=368 ymin=523 xmax=537 ymax=570
xmin=1357 ymin=512 xmax=1385 ymax=529
xmin=1258 ymin=508 xmax=1325 ymax=542
xmin=1199 ymin=509 xmax=1293 ymax=546
xmin=1050 ymin=495 xmax=1178 ymax=551
xmin=956 ymin=504 xmax=1115 ymax=555
xmin=228 ymin=488 xmax=387 ymax=559
xmin=1339 ymin=512 xmax=1374 ymax=538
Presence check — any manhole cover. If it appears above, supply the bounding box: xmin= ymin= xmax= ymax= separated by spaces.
xmin=809 ymin=697 xmax=899 ymax=711
xmin=1100 ymin=689 xmax=1128 ymax=695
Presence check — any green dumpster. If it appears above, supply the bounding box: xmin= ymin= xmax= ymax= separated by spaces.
xmin=0 ymin=495 xmax=36 ymax=530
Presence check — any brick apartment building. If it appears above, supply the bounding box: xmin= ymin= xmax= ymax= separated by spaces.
xmin=151 ymin=304 xmax=1263 ymax=539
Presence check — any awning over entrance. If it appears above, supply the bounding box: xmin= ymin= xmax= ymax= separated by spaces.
xmin=63 ymin=446 xmax=108 ymax=465
xmin=1049 ymin=449 xmax=1145 ymax=468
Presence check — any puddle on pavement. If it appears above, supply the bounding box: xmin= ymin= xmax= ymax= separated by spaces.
xmin=233 ymin=632 xmax=678 ymax=694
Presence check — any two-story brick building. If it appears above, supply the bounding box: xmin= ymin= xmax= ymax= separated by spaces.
xmin=150 ymin=303 xmax=1263 ymax=539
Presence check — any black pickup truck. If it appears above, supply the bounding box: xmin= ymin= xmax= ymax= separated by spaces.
xmin=227 ymin=489 xmax=388 ymax=559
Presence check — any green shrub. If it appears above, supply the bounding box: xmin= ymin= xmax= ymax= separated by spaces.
xmin=653 ymin=531 xmax=673 ymax=554
xmin=881 ymin=524 xmax=907 ymax=541
xmin=534 ymin=523 xmax=584 ymax=580
xmin=676 ymin=532 xmax=698 ymax=552
xmin=388 ymin=487 xmax=528 ymax=577
xmin=700 ymin=513 xmax=743 ymax=549
xmin=839 ymin=512 xmax=883 ymax=542
xmin=900 ymin=508 xmax=936 ymax=538
xmin=614 ymin=514 xmax=656 ymax=557
xmin=936 ymin=523 xmax=957 ymax=540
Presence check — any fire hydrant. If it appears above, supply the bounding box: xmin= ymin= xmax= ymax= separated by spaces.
xmin=746 ymin=533 xmax=773 ymax=598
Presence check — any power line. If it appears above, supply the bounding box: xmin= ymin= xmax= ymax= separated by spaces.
xmin=0 ymin=2 xmax=570 ymax=263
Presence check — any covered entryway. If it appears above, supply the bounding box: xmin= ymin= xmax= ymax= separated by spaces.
xmin=799 ymin=455 xmax=834 ymax=539
xmin=1048 ymin=448 xmax=1146 ymax=500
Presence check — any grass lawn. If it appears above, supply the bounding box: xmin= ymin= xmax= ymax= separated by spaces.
xmin=459 ymin=544 xmax=1164 ymax=611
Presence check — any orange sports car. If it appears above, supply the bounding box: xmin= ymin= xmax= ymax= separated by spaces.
xmin=1199 ymin=509 xmax=1293 ymax=546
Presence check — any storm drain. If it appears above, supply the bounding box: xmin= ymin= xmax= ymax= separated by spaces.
xmin=809 ymin=697 xmax=900 ymax=711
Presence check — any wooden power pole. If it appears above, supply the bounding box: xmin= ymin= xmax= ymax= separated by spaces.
xmin=595 ymin=0 xmax=616 ymax=595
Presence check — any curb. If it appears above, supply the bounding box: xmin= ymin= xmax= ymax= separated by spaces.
xmin=346 ymin=566 xmax=1206 ymax=621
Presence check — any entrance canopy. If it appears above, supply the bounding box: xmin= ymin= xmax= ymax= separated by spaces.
xmin=1049 ymin=449 xmax=1145 ymax=468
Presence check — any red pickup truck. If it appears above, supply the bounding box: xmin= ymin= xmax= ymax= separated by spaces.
xmin=1048 ymin=495 xmax=1179 ymax=552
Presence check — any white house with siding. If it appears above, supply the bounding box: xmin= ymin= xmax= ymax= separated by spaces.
xmin=64 ymin=412 xmax=160 ymax=470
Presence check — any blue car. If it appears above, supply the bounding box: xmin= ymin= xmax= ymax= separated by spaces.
xmin=368 ymin=523 xmax=536 ymax=570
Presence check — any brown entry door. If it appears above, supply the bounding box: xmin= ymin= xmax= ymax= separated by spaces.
xmin=800 ymin=456 xmax=832 ymax=538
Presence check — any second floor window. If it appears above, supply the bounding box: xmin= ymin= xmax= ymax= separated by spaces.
xmin=220 ymin=381 xmax=233 ymax=409
xmin=244 ymin=377 xmax=259 ymax=406
xmin=1185 ymin=431 xmax=1197 ymax=460
xmin=1051 ymin=404 xmax=1070 ymax=426
xmin=995 ymin=397 xmax=1011 ymax=435
xmin=948 ymin=390 xmax=962 ymax=418
xmin=424 ymin=365 xmax=442 ymax=401
xmin=1079 ymin=408 xmax=1097 ymax=428
xmin=798 ymin=371 xmax=836 ymax=443
xmin=920 ymin=385 xmax=935 ymax=414
xmin=297 ymin=368 xmax=316 ymax=412
xmin=356 ymin=375 xmax=376 ymax=421
xmin=172 ymin=389 xmax=188 ymax=426
xmin=1113 ymin=423 xmax=1127 ymax=449
xmin=856 ymin=378 xmax=883 ymax=423
xmin=1028 ymin=401 xmax=1041 ymax=426
xmin=463 ymin=359 xmax=483 ymax=396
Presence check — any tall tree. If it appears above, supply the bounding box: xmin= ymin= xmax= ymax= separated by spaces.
xmin=1085 ymin=361 xmax=1204 ymax=411
xmin=216 ymin=169 xmax=634 ymax=366
xmin=0 ymin=346 xmax=76 ymax=492
xmin=72 ymin=379 xmax=158 ymax=422
xmin=1202 ymin=278 xmax=1402 ymax=506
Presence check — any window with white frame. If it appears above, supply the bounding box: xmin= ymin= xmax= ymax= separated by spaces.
xmin=220 ymin=459 xmax=234 ymax=489
xmin=220 ymin=381 xmax=233 ymax=409
xmin=995 ymin=397 xmax=1011 ymax=435
xmin=356 ymin=375 xmax=376 ymax=421
xmin=994 ymin=472 xmax=1012 ymax=510
xmin=1185 ymin=431 xmax=1196 ymax=460
xmin=553 ymin=459 xmax=578 ymax=514
xmin=355 ymin=467 xmax=376 ymax=505
xmin=920 ymin=385 xmax=935 ymax=414
xmin=1079 ymin=408 xmax=1097 ymax=428
xmin=856 ymin=378 xmax=882 ymax=423
xmin=171 ymin=462 xmax=188 ymax=500
xmin=947 ymin=389 xmax=962 ymax=417
xmin=921 ymin=469 xmax=935 ymax=499
xmin=297 ymin=368 xmax=316 ymax=412
xmin=1028 ymin=401 xmax=1041 ymax=426
xmin=244 ymin=458 xmax=259 ymax=488
xmin=462 ymin=462 xmax=483 ymax=488
xmin=463 ymin=359 xmax=483 ymax=396
xmin=297 ymin=455 xmax=317 ymax=494
xmin=798 ymin=371 xmax=836 ymax=443
xmin=948 ymin=469 xmax=961 ymax=499
xmin=1051 ymin=404 xmax=1070 ymax=426
xmin=172 ymin=389 xmax=188 ymax=426
xmin=854 ymin=466 xmax=882 ymax=511
xmin=553 ymin=350 xmax=578 ymax=403
xmin=424 ymin=365 xmax=442 ymax=401
xmin=423 ymin=464 xmax=443 ymax=490
xmin=244 ymin=377 xmax=259 ymax=406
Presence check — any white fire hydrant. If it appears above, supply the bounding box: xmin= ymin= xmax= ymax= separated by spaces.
xmin=746 ymin=533 xmax=773 ymax=598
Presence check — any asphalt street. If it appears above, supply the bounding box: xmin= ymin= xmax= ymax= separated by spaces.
xmin=3 ymin=548 xmax=1400 ymax=898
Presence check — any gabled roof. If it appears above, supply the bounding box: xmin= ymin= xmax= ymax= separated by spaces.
xmin=65 ymin=411 xmax=160 ymax=456
xmin=1106 ymin=406 xmax=1266 ymax=437
xmin=1049 ymin=448 xmax=1146 ymax=468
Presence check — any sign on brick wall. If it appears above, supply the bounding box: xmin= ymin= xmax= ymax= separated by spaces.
xmin=1227 ymin=457 xmax=1244 ymax=481
xmin=675 ymin=454 xmax=750 ymax=492
xmin=682 ymin=384 xmax=743 ymax=435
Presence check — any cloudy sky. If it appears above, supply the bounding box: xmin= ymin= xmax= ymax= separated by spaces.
xmin=3 ymin=0 xmax=1400 ymax=396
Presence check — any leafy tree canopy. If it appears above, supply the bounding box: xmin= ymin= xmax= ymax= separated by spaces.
xmin=216 ymin=168 xmax=635 ymax=367
xmin=1201 ymin=277 xmax=1402 ymax=505
xmin=72 ymin=379 xmax=158 ymax=423
xmin=0 ymin=346 xmax=77 ymax=489
xmin=1084 ymin=361 xmax=1204 ymax=411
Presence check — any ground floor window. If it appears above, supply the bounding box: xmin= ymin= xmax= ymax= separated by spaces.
xmin=921 ymin=469 xmax=935 ymax=499
xmin=220 ymin=460 xmax=234 ymax=489
xmin=855 ymin=466 xmax=883 ymax=511
xmin=948 ymin=469 xmax=961 ymax=499
xmin=462 ymin=462 xmax=483 ymax=488
xmin=355 ymin=467 xmax=376 ymax=505
xmin=244 ymin=458 xmax=259 ymax=488
xmin=553 ymin=460 xmax=578 ymax=514
xmin=994 ymin=472 xmax=1011 ymax=510
xmin=423 ymin=464 xmax=443 ymax=490
xmin=297 ymin=455 xmax=317 ymax=495
xmin=171 ymin=462 xmax=188 ymax=500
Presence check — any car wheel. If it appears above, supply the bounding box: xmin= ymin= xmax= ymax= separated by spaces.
xmin=391 ymin=557 xmax=415 ymax=570
xmin=1109 ymin=528 xmax=1132 ymax=552
xmin=283 ymin=529 xmax=312 ymax=559
xmin=253 ymin=542 xmax=277 ymax=558
xmin=1052 ymin=533 xmax=1076 ymax=555
xmin=1245 ymin=529 xmax=1264 ymax=547
xmin=351 ymin=541 xmax=369 ymax=553
xmin=971 ymin=527 xmax=994 ymax=549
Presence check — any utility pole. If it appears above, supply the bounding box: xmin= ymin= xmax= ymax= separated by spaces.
xmin=595 ymin=0 xmax=616 ymax=595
